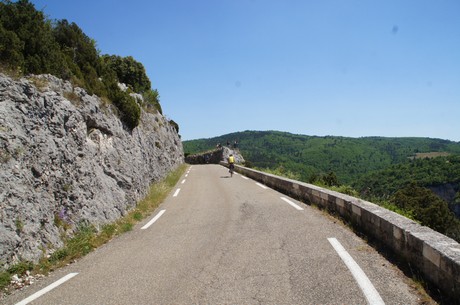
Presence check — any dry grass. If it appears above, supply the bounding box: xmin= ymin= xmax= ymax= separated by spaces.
xmin=28 ymin=76 xmax=49 ymax=92
xmin=63 ymin=90 xmax=81 ymax=105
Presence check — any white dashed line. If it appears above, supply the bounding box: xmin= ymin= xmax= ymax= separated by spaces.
xmin=181 ymin=179 xmax=186 ymax=184
xmin=240 ymin=175 xmax=249 ymax=180
xmin=185 ymin=174 xmax=188 ymax=178
xmin=141 ymin=210 xmax=166 ymax=230
xmin=15 ymin=273 xmax=78 ymax=305
xmin=280 ymin=197 xmax=304 ymax=210
xmin=173 ymin=188 xmax=181 ymax=197
xmin=328 ymin=238 xmax=385 ymax=305
xmin=256 ymin=182 xmax=268 ymax=189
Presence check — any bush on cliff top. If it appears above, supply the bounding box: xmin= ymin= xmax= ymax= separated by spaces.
xmin=0 ymin=0 xmax=167 ymax=129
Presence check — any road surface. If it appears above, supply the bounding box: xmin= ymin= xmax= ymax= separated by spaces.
xmin=5 ymin=164 xmax=426 ymax=304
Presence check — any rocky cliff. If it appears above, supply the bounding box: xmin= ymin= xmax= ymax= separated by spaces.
xmin=0 ymin=73 xmax=184 ymax=269
xmin=185 ymin=146 xmax=245 ymax=164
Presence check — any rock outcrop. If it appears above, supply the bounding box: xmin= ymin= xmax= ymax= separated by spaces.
xmin=0 ymin=73 xmax=184 ymax=269
xmin=185 ymin=146 xmax=245 ymax=164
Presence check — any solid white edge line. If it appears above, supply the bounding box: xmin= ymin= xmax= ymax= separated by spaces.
xmin=141 ymin=210 xmax=166 ymax=230
xmin=173 ymin=188 xmax=181 ymax=197
xmin=328 ymin=238 xmax=385 ymax=305
xmin=256 ymin=182 xmax=268 ymax=189
xmin=15 ymin=272 xmax=78 ymax=305
xmin=280 ymin=197 xmax=304 ymax=210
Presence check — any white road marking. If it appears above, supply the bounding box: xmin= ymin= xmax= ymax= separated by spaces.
xmin=328 ymin=238 xmax=385 ymax=305
xmin=141 ymin=210 xmax=166 ymax=230
xmin=256 ymin=183 xmax=268 ymax=189
xmin=15 ymin=273 xmax=78 ymax=305
xmin=185 ymin=174 xmax=188 ymax=178
xmin=240 ymin=175 xmax=249 ymax=180
xmin=280 ymin=197 xmax=304 ymax=210
xmin=173 ymin=188 xmax=181 ymax=197
xmin=181 ymin=179 xmax=186 ymax=184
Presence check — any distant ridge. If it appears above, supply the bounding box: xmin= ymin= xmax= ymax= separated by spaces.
xmin=183 ymin=130 xmax=460 ymax=184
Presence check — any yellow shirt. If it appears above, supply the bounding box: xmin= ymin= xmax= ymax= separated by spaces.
xmin=228 ymin=156 xmax=235 ymax=163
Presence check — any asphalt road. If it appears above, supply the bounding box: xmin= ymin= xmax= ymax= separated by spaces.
xmin=5 ymin=164 xmax=426 ymax=305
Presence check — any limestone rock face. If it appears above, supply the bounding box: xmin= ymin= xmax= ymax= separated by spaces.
xmin=185 ymin=146 xmax=244 ymax=164
xmin=0 ymin=74 xmax=184 ymax=269
xmin=221 ymin=146 xmax=245 ymax=164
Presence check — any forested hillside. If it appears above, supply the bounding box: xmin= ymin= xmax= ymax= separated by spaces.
xmin=184 ymin=131 xmax=460 ymax=241
xmin=354 ymin=155 xmax=460 ymax=215
xmin=184 ymin=130 xmax=460 ymax=184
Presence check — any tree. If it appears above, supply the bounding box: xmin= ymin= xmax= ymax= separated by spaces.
xmin=0 ymin=22 xmax=24 ymax=70
xmin=52 ymin=19 xmax=103 ymax=93
xmin=391 ymin=183 xmax=458 ymax=238
xmin=0 ymin=0 xmax=163 ymax=130
xmin=100 ymin=55 xmax=151 ymax=93
xmin=0 ymin=0 xmax=66 ymax=75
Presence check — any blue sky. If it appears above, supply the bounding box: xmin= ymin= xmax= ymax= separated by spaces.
xmin=30 ymin=0 xmax=460 ymax=142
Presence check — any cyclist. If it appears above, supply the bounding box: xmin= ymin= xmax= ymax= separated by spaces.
xmin=228 ymin=154 xmax=235 ymax=177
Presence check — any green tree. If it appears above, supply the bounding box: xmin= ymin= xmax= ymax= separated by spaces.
xmin=0 ymin=21 xmax=24 ymax=70
xmin=101 ymin=55 xmax=151 ymax=93
xmin=323 ymin=171 xmax=339 ymax=187
xmin=391 ymin=184 xmax=458 ymax=238
xmin=0 ymin=0 xmax=66 ymax=75
xmin=0 ymin=0 xmax=166 ymax=130
xmin=52 ymin=19 xmax=103 ymax=94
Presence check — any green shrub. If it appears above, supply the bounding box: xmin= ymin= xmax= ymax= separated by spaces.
xmin=0 ymin=271 xmax=11 ymax=289
xmin=0 ymin=0 xmax=171 ymax=131
xmin=120 ymin=222 xmax=133 ymax=233
xmin=48 ymin=248 xmax=68 ymax=263
xmin=107 ymin=83 xmax=141 ymax=129
xmin=391 ymin=184 xmax=459 ymax=238
xmin=169 ymin=119 xmax=179 ymax=134
xmin=330 ymin=185 xmax=359 ymax=197
xmin=258 ymin=165 xmax=301 ymax=181
xmin=7 ymin=261 xmax=33 ymax=275
xmin=132 ymin=212 xmax=142 ymax=221
xmin=100 ymin=55 xmax=151 ymax=93
xmin=143 ymin=89 xmax=162 ymax=114
xmin=101 ymin=223 xmax=116 ymax=238
xmin=66 ymin=224 xmax=96 ymax=257
xmin=379 ymin=200 xmax=417 ymax=221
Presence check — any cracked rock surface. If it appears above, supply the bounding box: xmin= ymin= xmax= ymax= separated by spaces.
xmin=0 ymin=73 xmax=183 ymax=269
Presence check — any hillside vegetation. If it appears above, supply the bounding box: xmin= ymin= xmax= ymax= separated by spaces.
xmin=184 ymin=130 xmax=460 ymax=241
xmin=0 ymin=0 xmax=164 ymax=129
xmin=184 ymin=130 xmax=460 ymax=184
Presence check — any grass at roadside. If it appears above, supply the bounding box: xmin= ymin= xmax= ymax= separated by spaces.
xmin=0 ymin=164 xmax=187 ymax=292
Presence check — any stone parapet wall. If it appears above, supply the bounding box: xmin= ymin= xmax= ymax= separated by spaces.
xmin=222 ymin=163 xmax=460 ymax=304
xmin=185 ymin=148 xmax=223 ymax=164
xmin=185 ymin=146 xmax=244 ymax=164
